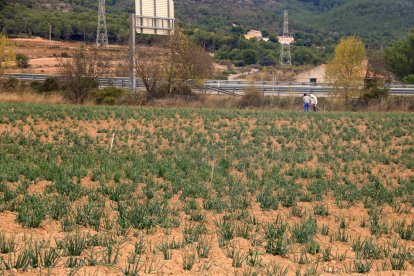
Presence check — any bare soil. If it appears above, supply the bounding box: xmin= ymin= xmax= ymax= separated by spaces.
xmin=0 ymin=108 xmax=413 ymax=275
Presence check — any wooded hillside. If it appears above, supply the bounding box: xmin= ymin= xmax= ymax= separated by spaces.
xmin=1 ymin=0 xmax=413 ymax=45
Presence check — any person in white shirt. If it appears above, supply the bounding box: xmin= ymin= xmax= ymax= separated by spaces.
xmin=303 ymin=93 xmax=310 ymax=112
xmin=310 ymin=93 xmax=318 ymax=112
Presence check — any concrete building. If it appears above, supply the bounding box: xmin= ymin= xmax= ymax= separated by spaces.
xmin=244 ymin=30 xmax=263 ymax=41
xmin=294 ymin=61 xmax=368 ymax=84
xmin=295 ymin=64 xmax=326 ymax=83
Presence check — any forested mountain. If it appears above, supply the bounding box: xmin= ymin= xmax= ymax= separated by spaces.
xmin=177 ymin=0 xmax=414 ymax=45
xmin=299 ymin=0 xmax=414 ymax=45
xmin=1 ymin=0 xmax=414 ymax=44
xmin=1 ymin=0 xmax=414 ymax=46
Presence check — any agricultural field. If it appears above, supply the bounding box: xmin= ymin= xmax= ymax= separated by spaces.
xmin=7 ymin=38 xmax=128 ymax=76
xmin=0 ymin=102 xmax=413 ymax=275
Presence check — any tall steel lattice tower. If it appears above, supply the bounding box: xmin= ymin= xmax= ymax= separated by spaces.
xmin=96 ymin=0 xmax=108 ymax=47
xmin=280 ymin=10 xmax=292 ymax=66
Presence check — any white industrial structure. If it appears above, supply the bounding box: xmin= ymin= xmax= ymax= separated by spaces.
xmin=135 ymin=0 xmax=175 ymax=35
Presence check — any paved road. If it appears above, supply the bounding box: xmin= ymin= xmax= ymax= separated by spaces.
xmin=4 ymin=74 xmax=414 ymax=96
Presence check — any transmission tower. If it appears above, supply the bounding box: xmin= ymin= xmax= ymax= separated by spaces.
xmin=279 ymin=10 xmax=292 ymax=66
xmin=96 ymin=0 xmax=108 ymax=47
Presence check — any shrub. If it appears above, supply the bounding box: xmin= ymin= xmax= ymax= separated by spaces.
xmin=15 ymin=53 xmax=30 ymax=68
xmin=402 ymin=74 xmax=414 ymax=84
xmin=30 ymin=81 xmax=42 ymax=92
xmin=239 ymin=85 xmax=263 ymax=107
xmin=153 ymin=83 xmax=196 ymax=99
xmin=148 ymin=84 xmax=169 ymax=99
xmin=42 ymin=77 xmax=60 ymax=92
xmin=31 ymin=77 xmax=60 ymax=94
xmin=62 ymin=77 xmax=99 ymax=104
xmin=384 ymin=96 xmax=414 ymax=111
xmin=234 ymin=60 xmax=245 ymax=67
xmin=360 ymin=87 xmax=389 ymax=103
xmin=212 ymin=72 xmax=229 ymax=80
xmin=115 ymin=91 xmax=147 ymax=105
xmin=144 ymin=83 xmax=198 ymax=100
xmin=172 ymin=84 xmax=190 ymax=97
xmin=1 ymin=77 xmax=25 ymax=92
xmin=91 ymin=87 xmax=125 ymax=105
xmin=59 ymin=46 xmax=109 ymax=104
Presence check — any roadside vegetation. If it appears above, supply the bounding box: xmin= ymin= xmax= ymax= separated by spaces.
xmin=1 ymin=29 xmax=414 ymax=112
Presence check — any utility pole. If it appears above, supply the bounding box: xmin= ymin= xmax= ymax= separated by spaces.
xmin=96 ymin=0 xmax=108 ymax=47
xmin=129 ymin=13 xmax=136 ymax=92
xmin=280 ymin=10 xmax=292 ymax=66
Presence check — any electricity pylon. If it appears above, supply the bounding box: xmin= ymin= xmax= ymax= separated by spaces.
xmin=96 ymin=0 xmax=108 ymax=47
xmin=280 ymin=10 xmax=292 ymax=66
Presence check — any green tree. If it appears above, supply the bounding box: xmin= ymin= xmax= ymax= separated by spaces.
xmin=228 ymin=49 xmax=242 ymax=61
xmin=230 ymin=26 xmax=246 ymax=36
xmin=261 ymin=29 xmax=270 ymax=38
xmin=0 ymin=0 xmax=6 ymax=10
xmin=16 ymin=53 xmax=30 ymax=68
xmin=241 ymin=49 xmax=258 ymax=65
xmin=259 ymin=51 xmax=277 ymax=66
xmin=215 ymin=45 xmax=231 ymax=60
xmin=135 ymin=47 xmax=164 ymax=98
xmin=59 ymin=46 xmax=110 ymax=104
xmin=0 ymin=35 xmax=15 ymax=75
xmin=385 ymin=29 xmax=414 ymax=80
xmin=402 ymin=75 xmax=414 ymax=84
xmin=292 ymin=47 xmax=323 ymax=66
xmin=163 ymin=28 xmax=214 ymax=95
xmin=326 ymin=36 xmax=366 ymax=100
